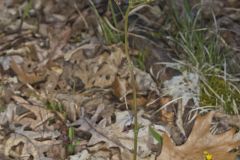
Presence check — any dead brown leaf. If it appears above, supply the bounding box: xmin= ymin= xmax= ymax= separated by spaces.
xmin=4 ymin=131 xmax=62 ymax=160
xmin=12 ymin=96 xmax=54 ymax=130
xmin=127 ymin=96 xmax=148 ymax=107
xmin=214 ymin=112 xmax=240 ymax=129
xmin=44 ymin=66 xmax=63 ymax=93
xmin=10 ymin=60 xmax=46 ymax=84
xmin=76 ymin=109 xmax=166 ymax=159
xmin=112 ymin=76 xmax=129 ymax=98
xmin=157 ymin=112 xmax=240 ymax=160
xmin=0 ymin=96 xmax=63 ymax=160
xmin=73 ymin=46 xmax=124 ymax=88
xmin=158 ymin=96 xmax=175 ymax=124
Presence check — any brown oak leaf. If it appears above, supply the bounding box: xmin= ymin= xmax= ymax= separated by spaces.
xmin=157 ymin=112 xmax=240 ymax=160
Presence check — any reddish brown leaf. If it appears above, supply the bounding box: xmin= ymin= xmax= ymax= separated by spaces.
xmin=10 ymin=60 xmax=46 ymax=84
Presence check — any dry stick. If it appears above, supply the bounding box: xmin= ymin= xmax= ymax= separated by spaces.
xmin=124 ymin=3 xmax=138 ymax=160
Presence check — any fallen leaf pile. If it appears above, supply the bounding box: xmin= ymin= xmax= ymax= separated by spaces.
xmin=0 ymin=96 xmax=64 ymax=160
xmin=0 ymin=0 xmax=240 ymax=160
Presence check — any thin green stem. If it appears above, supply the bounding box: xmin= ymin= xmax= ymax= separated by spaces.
xmin=124 ymin=2 xmax=138 ymax=160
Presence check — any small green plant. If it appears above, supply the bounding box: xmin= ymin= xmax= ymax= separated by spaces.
xmin=149 ymin=126 xmax=162 ymax=144
xmin=23 ymin=0 xmax=33 ymax=19
xmin=124 ymin=1 xmax=139 ymax=159
xmin=46 ymin=100 xmax=67 ymax=127
xmin=89 ymin=0 xmax=155 ymax=44
xmin=135 ymin=50 xmax=147 ymax=71
xmin=123 ymin=1 xmax=155 ymax=159
xmin=67 ymin=127 xmax=76 ymax=155
xmin=0 ymin=104 xmax=5 ymax=113
xmin=101 ymin=18 xmax=122 ymax=44
xmin=66 ymin=127 xmax=81 ymax=155
xmin=46 ymin=101 xmax=78 ymax=155
xmin=88 ymin=0 xmax=122 ymax=44
xmin=46 ymin=100 xmax=64 ymax=113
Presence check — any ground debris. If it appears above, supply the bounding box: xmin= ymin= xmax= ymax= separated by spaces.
xmin=0 ymin=0 xmax=240 ymax=159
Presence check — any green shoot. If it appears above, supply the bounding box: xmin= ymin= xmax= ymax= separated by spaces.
xmin=67 ymin=127 xmax=76 ymax=155
xmin=23 ymin=0 xmax=33 ymax=19
xmin=124 ymin=1 xmax=138 ymax=159
xmin=149 ymin=126 xmax=162 ymax=144
xmin=135 ymin=50 xmax=148 ymax=71
xmin=88 ymin=0 xmax=122 ymax=44
xmin=46 ymin=100 xmax=64 ymax=113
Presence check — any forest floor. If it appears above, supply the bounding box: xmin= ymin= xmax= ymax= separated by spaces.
xmin=0 ymin=0 xmax=240 ymax=160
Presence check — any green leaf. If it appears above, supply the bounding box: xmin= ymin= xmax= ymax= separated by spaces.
xmin=149 ymin=126 xmax=162 ymax=144
xmin=68 ymin=127 xmax=75 ymax=141
xmin=23 ymin=0 xmax=32 ymax=18
xmin=67 ymin=143 xmax=75 ymax=155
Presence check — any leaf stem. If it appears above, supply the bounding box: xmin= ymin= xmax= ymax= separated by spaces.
xmin=124 ymin=2 xmax=138 ymax=160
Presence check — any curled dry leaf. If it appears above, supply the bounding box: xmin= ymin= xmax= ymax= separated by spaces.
xmin=0 ymin=103 xmax=17 ymax=125
xmin=115 ymin=67 xmax=158 ymax=96
xmin=112 ymin=76 xmax=129 ymax=98
xmin=112 ymin=76 xmax=148 ymax=106
xmin=127 ymin=96 xmax=149 ymax=107
xmin=112 ymin=65 xmax=158 ymax=107
xmin=0 ymin=97 xmax=62 ymax=160
xmin=70 ymin=150 xmax=91 ymax=160
xmin=12 ymin=96 xmax=54 ymax=130
xmin=71 ymin=110 xmax=160 ymax=159
xmin=10 ymin=60 xmax=47 ymax=84
xmin=44 ymin=66 xmax=63 ymax=93
xmin=214 ymin=112 xmax=240 ymax=129
xmin=134 ymin=67 xmax=158 ymax=94
xmin=4 ymin=131 xmax=61 ymax=160
xmin=0 ymin=55 xmax=23 ymax=71
xmin=54 ymin=90 xmax=115 ymax=122
xmin=73 ymin=46 xmax=124 ymax=88
xmin=157 ymin=112 xmax=240 ymax=160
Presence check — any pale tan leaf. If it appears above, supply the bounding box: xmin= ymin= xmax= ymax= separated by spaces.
xmin=72 ymin=110 xmax=160 ymax=159
xmin=157 ymin=112 xmax=240 ymax=160
xmin=4 ymin=131 xmax=61 ymax=160
xmin=73 ymin=46 xmax=125 ymax=88
xmin=12 ymin=96 xmax=54 ymax=130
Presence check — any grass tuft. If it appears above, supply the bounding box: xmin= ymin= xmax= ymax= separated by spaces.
xmin=168 ymin=0 xmax=240 ymax=114
xmin=89 ymin=0 xmax=123 ymax=44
